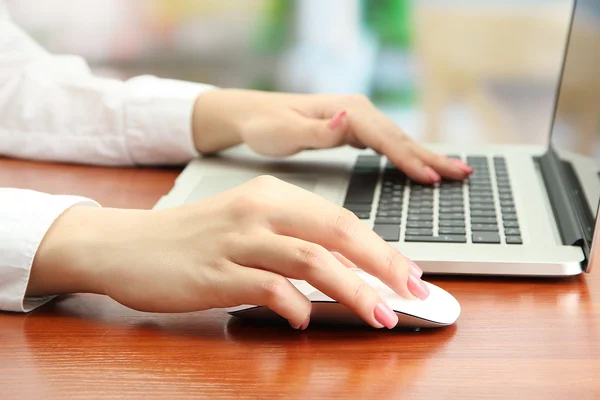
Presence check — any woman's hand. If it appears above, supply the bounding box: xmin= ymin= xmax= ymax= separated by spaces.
xmin=192 ymin=90 xmax=472 ymax=183
xmin=29 ymin=176 xmax=429 ymax=330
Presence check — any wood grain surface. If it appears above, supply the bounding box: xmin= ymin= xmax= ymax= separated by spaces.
xmin=1 ymin=158 xmax=599 ymax=400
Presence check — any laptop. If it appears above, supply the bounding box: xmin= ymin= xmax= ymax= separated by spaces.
xmin=155 ymin=0 xmax=600 ymax=277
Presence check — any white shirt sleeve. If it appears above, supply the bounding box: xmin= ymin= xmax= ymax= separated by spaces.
xmin=0 ymin=4 xmax=215 ymax=312
xmin=0 ymin=189 xmax=100 ymax=312
xmin=0 ymin=4 xmax=215 ymax=166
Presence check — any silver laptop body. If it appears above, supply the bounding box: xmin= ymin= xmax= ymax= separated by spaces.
xmin=155 ymin=0 xmax=600 ymax=277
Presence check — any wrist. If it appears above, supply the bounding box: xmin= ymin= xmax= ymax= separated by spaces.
xmin=192 ymin=89 xmax=244 ymax=154
xmin=28 ymin=206 xmax=143 ymax=298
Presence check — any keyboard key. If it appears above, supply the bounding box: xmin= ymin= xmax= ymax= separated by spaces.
xmin=504 ymin=221 xmax=520 ymax=228
xmin=374 ymin=224 xmax=400 ymax=241
xmin=375 ymin=217 xmax=402 ymax=225
xmin=378 ymin=204 xmax=403 ymax=212
xmin=344 ymin=203 xmax=371 ymax=212
xmin=377 ymin=211 xmax=403 ymax=218
xmin=405 ymin=235 xmax=467 ymax=243
xmin=409 ymin=201 xmax=434 ymax=208
xmin=407 ymin=207 xmax=433 ymax=214
xmin=506 ymin=236 xmax=523 ymax=245
xmin=353 ymin=212 xmax=371 ymax=219
xmin=407 ymin=221 xmax=433 ymax=229
xmin=502 ymin=213 xmax=518 ymax=221
xmin=470 ymin=203 xmax=495 ymax=211
xmin=405 ymin=229 xmax=434 ymax=236
xmin=380 ymin=194 xmax=404 ymax=202
xmin=502 ymin=207 xmax=516 ymax=214
xmin=439 ymin=227 xmax=466 ymax=235
xmin=472 ymin=232 xmax=501 ymax=244
xmin=440 ymin=206 xmax=464 ymax=214
xmin=440 ymin=182 xmax=463 ymax=188
xmin=345 ymin=175 xmax=378 ymax=204
xmin=471 ymin=217 xmax=497 ymax=224
xmin=407 ymin=214 xmax=434 ymax=222
xmin=467 ymin=156 xmax=488 ymax=164
xmin=500 ymin=201 xmax=515 ymax=207
xmin=471 ymin=210 xmax=497 ymax=218
xmin=356 ymin=155 xmax=382 ymax=169
xmin=440 ymin=201 xmax=465 ymax=208
xmin=499 ymin=193 xmax=513 ymax=201
xmin=439 ymin=213 xmax=465 ymax=220
xmin=439 ymin=220 xmax=465 ymax=228
xmin=505 ymin=228 xmax=521 ymax=236
xmin=472 ymin=224 xmax=499 ymax=232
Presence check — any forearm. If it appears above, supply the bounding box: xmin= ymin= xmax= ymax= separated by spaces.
xmin=27 ymin=206 xmax=146 ymax=298
xmin=192 ymin=89 xmax=244 ymax=154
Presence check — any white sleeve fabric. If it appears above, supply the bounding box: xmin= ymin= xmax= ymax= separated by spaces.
xmin=0 ymin=3 xmax=216 ymax=166
xmin=0 ymin=3 xmax=216 ymax=312
xmin=0 ymin=189 xmax=100 ymax=312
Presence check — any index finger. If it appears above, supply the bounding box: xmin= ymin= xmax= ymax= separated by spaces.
xmin=267 ymin=181 xmax=429 ymax=301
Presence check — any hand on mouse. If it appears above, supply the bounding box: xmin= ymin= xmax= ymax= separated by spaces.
xmin=28 ymin=176 xmax=430 ymax=330
xmin=192 ymin=89 xmax=472 ymax=184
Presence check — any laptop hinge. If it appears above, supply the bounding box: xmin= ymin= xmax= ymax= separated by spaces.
xmin=535 ymin=150 xmax=586 ymax=251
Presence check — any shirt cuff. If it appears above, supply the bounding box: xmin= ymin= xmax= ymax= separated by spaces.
xmin=0 ymin=189 xmax=100 ymax=312
xmin=123 ymin=76 xmax=217 ymax=165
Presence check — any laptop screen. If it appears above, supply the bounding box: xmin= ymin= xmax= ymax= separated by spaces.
xmin=549 ymin=0 xmax=600 ymax=269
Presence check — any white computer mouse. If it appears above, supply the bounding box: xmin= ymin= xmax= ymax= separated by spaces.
xmin=227 ymin=269 xmax=461 ymax=329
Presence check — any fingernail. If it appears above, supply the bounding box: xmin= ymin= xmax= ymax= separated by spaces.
xmin=423 ymin=166 xmax=441 ymax=183
xmin=408 ymin=275 xmax=430 ymax=301
xmin=292 ymin=318 xmax=310 ymax=331
xmin=407 ymin=258 xmax=423 ymax=278
xmin=450 ymin=158 xmax=473 ymax=174
xmin=374 ymin=302 xmax=399 ymax=329
xmin=299 ymin=319 xmax=310 ymax=331
xmin=328 ymin=110 xmax=347 ymax=130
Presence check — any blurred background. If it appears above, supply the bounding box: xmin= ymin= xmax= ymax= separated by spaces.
xmin=6 ymin=0 xmax=599 ymax=152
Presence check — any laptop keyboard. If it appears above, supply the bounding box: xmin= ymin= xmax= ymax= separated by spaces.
xmin=343 ymin=155 xmax=522 ymax=245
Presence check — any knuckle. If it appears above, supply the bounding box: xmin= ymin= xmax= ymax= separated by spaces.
xmin=262 ymin=277 xmax=289 ymax=305
xmin=297 ymin=244 xmax=328 ymax=275
xmin=383 ymin=250 xmax=408 ymax=285
xmin=332 ymin=208 xmax=360 ymax=242
xmin=251 ymin=175 xmax=281 ymax=190
xmin=230 ymin=191 xmax=265 ymax=215
xmin=351 ymin=280 xmax=372 ymax=305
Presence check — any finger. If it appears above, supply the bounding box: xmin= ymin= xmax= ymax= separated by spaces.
xmin=331 ymin=251 xmax=359 ymax=269
xmin=409 ymin=143 xmax=472 ymax=180
xmin=297 ymin=110 xmax=350 ymax=150
xmin=259 ymin=180 xmax=429 ymax=301
xmin=231 ymin=233 xmax=399 ymax=329
xmin=223 ymin=263 xmax=312 ymax=330
xmin=342 ymin=110 xmax=443 ymax=184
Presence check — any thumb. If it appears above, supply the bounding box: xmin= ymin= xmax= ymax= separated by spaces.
xmin=299 ymin=110 xmax=351 ymax=150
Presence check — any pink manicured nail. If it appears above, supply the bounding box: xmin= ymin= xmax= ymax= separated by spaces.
xmin=407 ymin=259 xmax=423 ymax=278
xmin=328 ymin=110 xmax=347 ymax=130
xmin=423 ymin=166 xmax=441 ymax=183
xmin=374 ymin=302 xmax=399 ymax=329
xmin=299 ymin=319 xmax=310 ymax=331
xmin=450 ymin=158 xmax=473 ymax=174
xmin=408 ymin=275 xmax=430 ymax=301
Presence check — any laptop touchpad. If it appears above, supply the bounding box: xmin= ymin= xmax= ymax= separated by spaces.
xmin=185 ymin=175 xmax=319 ymax=204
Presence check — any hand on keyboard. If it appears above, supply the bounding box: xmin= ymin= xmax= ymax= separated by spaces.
xmin=192 ymin=90 xmax=473 ymax=184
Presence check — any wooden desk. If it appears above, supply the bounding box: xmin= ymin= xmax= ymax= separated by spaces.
xmin=1 ymin=158 xmax=599 ymax=400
